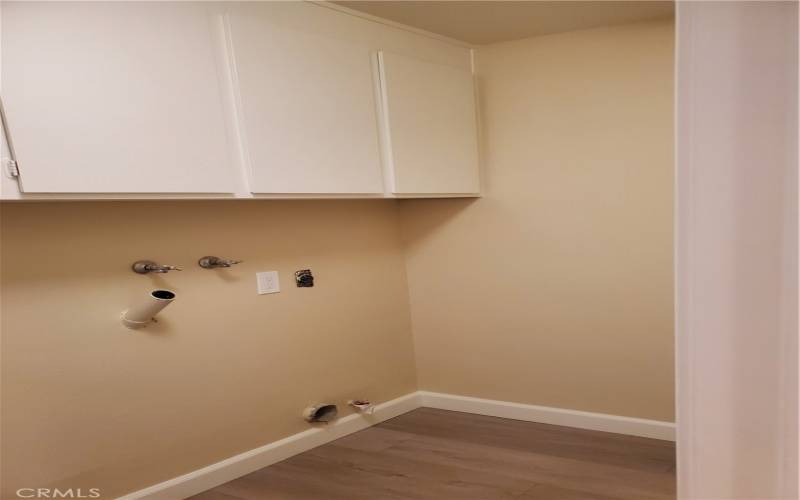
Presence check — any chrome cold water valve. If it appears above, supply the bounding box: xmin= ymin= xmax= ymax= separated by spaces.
xmin=198 ymin=256 xmax=243 ymax=269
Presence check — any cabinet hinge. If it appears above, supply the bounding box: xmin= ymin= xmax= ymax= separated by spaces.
xmin=5 ymin=159 xmax=19 ymax=178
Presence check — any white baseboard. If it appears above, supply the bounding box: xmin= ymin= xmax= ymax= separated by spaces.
xmin=118 ymin=392 xmax=422 ymax=500
xmin=419 ymin=391 xmax=676 ymax=441
xmin=119 ymin=390 xmax=674 ymax=499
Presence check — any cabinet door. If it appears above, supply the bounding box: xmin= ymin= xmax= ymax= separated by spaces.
xmin=379 ymin=52 xmax=480 ymax=195
xmin=2 ymin=2 xmax=234 ymax=194
xmin=228 ymin=11 xmax=384 ymax=194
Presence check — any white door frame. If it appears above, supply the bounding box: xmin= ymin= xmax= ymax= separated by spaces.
xmin=675 ymin=1 xmax=798 ymax=498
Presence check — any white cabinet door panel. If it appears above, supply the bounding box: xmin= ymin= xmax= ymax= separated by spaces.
xmin=379 ymin=51 xmax=480 ymax=195
xmin=2 ymin=2 xmax=234 ymax=193
xmin=228 ymin=12 xmax=384 ymax=194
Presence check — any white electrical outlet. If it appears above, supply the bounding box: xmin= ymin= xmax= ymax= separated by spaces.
xmin=256 ymin=271 xmax=280 ymax=295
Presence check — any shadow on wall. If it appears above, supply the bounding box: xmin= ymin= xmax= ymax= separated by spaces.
xmin=399 ymin=198 xmax=479 ymax=250
xmin=0 ymin=199 xmax=407 ymax=283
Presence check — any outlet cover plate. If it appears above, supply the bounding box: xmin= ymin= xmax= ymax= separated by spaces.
xmin=256 ymin=271 xmax=280 ymax=295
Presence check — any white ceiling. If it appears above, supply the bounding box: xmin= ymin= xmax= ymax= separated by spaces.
xmin=334 ymin=1 xmax=674 ymax=45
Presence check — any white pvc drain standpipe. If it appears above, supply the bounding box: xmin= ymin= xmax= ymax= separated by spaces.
xmin=121 ymin=290 xmax=176 ymax=329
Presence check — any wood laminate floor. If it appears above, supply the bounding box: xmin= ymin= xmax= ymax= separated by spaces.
xmin=190 ymin=408 xmax=676 ymax=500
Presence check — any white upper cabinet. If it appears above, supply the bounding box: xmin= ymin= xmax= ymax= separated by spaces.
xmin=227 ymin=9 xmax=385 ymax=194
xmin=0 ymin=2 xmax=479 ymax=199
xmin=2 ymin=2 xmax=234 ymax=194
xmin=379 ymin=52 xmax=481 ymax=195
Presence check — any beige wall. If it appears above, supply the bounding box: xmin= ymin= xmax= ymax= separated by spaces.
xmin=0 ymin=200 xmax=417 ymax=498
xmin=0 ymin=17 xmax=675 ymax=499
xmin=400 ymin=19 xmax=675 ymax=421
